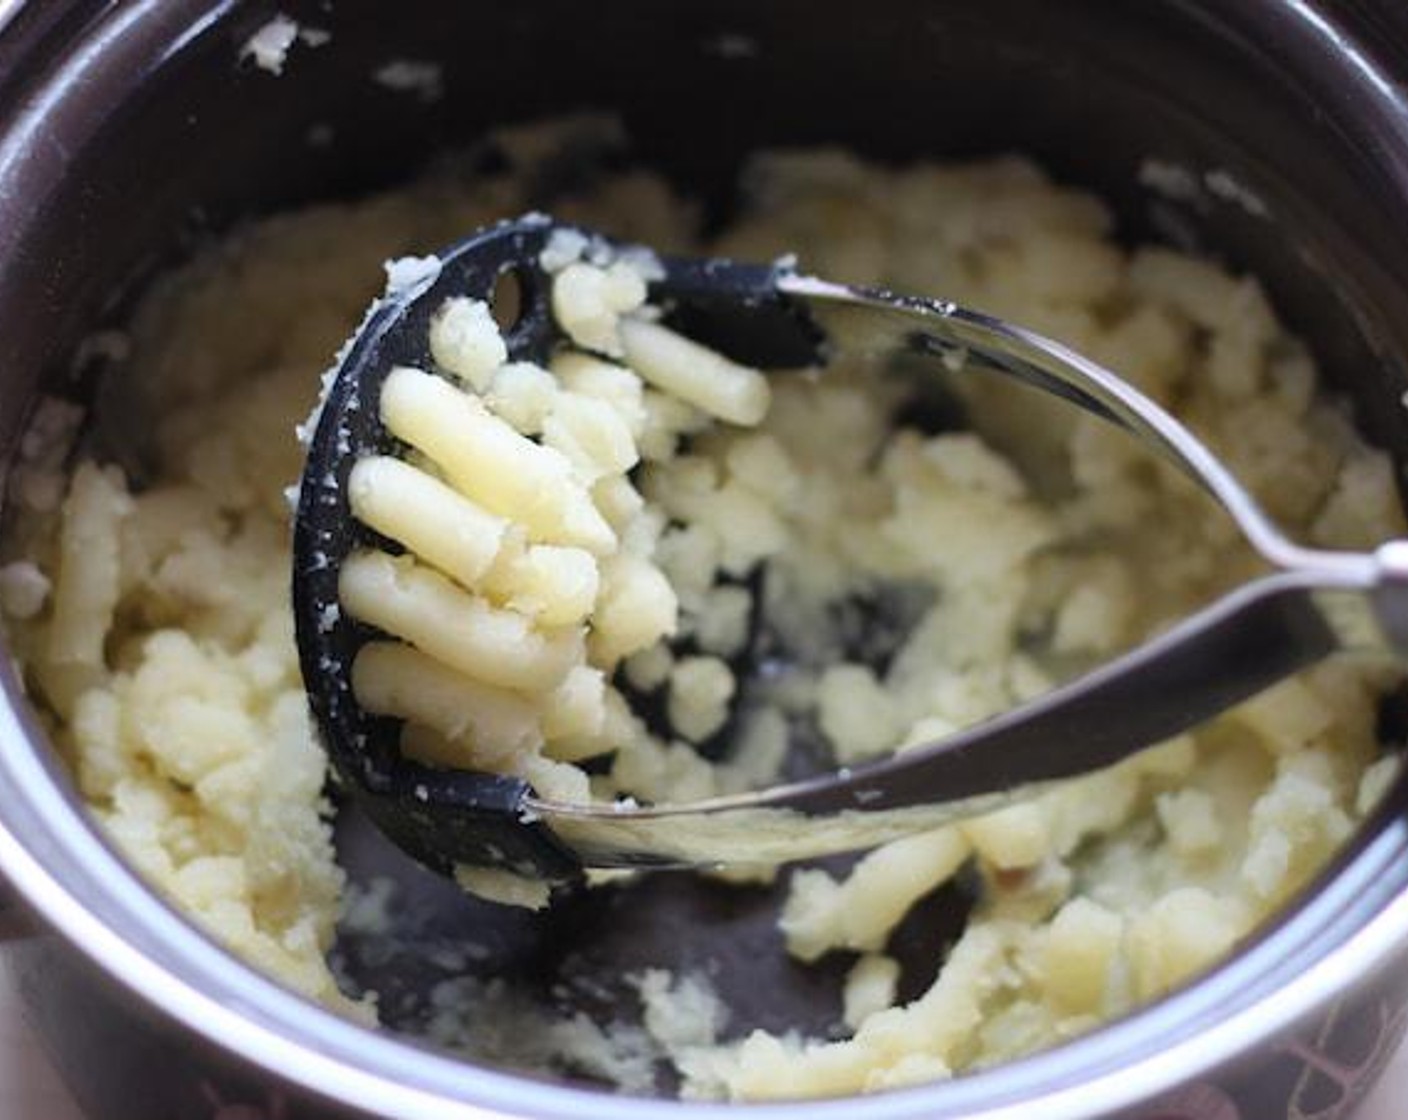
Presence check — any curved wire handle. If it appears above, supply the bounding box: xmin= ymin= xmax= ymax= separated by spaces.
xmin=532 ymin=273 xmax=1408 ymax=868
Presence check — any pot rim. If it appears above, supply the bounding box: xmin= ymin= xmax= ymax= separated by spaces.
xmin=4 ymin=0 xmax=1408 ymax=1117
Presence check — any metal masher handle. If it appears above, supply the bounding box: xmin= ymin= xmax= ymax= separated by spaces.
xmin=530 ymin=274 xmax=1408 ymax=869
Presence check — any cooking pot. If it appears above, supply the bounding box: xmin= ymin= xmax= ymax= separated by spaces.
xmin=4 ymin=1 xmax=1408 ymax=1117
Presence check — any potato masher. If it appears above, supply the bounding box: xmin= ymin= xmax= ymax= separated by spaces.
xmin=293 ymin=215 xmax=1408 ymax=885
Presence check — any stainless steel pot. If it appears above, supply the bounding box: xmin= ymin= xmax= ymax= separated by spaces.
xmin=4 ymin=2 xmax=1408 ymax=1117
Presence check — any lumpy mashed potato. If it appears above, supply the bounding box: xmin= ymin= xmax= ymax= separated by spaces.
xmin=2 ymin=139 xmax=1404 ymax=1098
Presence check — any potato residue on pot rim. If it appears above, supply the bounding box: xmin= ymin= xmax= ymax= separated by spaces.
xmin=2 ymin=130 xmax=1404 ymax=1099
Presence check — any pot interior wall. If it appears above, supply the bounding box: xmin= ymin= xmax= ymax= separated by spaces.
xmin=4 ymin=0 xmax=1408 ymax=1101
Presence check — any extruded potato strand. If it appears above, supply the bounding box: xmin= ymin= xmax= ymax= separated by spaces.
xmin=380 ymin=365 xmax=616 ymax=554
xmin=348 ymin=455 xmax=509 ymax=587
xmin=339 ymin=549 xmax=582 ymax=693
xmin=619 ymin=317 xmax=771 ymax=426
xmin=351 ymin=640 xmax=542 ymax=768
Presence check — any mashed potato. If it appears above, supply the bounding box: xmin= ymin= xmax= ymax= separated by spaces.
xmin=2 ymin=137 xmax=1403 ymax=1098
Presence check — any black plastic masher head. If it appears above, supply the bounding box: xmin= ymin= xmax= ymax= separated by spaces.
xmin=291 ymin=215 xmax=822 ymax=882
